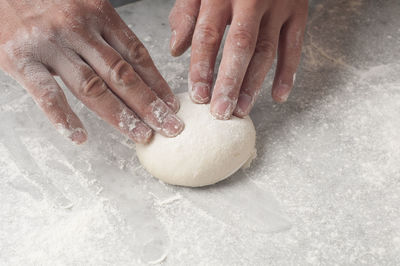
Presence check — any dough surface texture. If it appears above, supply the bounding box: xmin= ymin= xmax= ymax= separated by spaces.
xmin=136 ymin=93 xmax=257 ymax=187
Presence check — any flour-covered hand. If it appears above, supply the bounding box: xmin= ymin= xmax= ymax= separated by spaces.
xmin=0 ymin=0 xmax=183 ymax=144
xmin=169 ymin=0 xmax=308 ymax=119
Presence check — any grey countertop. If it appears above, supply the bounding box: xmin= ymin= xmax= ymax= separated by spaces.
xmin=111 ymin=0 xmax=139 ymax=7
xmin=1 ymin=0 xmax=399 ymax=265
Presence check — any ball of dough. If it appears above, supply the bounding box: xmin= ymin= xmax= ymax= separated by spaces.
xmin=136 ymin=93 xmax=257 ymax=187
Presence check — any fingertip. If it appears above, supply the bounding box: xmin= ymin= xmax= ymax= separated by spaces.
xmin=169 ymin=15 xmax=196 ymax=57
xmin=233 ymin=110 xmax=247 ymax=118
xmin=70 ymin=128 xmax=88 ymax=145
xmin=233 ymin=93 xmax=252 ymax=117
xmin=170 ymin=49 xmax=180 ymax=57
xmin=189 ymin=82 xmax=211 ymax=104
xmin=130 ymin=125 xmax=153 ymax=144
xmin=169 ymin=28 xmax=183 ymax=57
xmin=141 ymin=127 xmax=154 ymax=144
xmin=56 ymin=123 xmax=88 ymax=145
xmin=272 ymin=84 xmax=291 ymax=103
xmin=210 ymin=96 xmax=235 ymax=120
xmin=170 ymin=39 xmax=189 ymax=57
xmin=161 ymin=114 xmax=185 ymax=137
xmin=136 ymin=131 xmax=153 ymax=144
xmin=162 ymin=115 xmax=185 ymax=138
xmin=164 ymin=94 xmax=180 ymax=113
xmin=211 ymin=112 xmax=232 ymax=120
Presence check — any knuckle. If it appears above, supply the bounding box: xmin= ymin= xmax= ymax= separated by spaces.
xmin=56 ymin=1 xmax=109 ymax=29
xmin=239 ymin=0 xmax=264 ymax=11
xmin=40 ymin=30 xmax=59 ymax=45
xmin=110 ymin=58 xmax=140 ymax=87
xmin=57 ymin=6 xmax=82 ymax=27
xmin=87 ymin=0 xmax=110 ymax=14
xmin=231 ymin=28 xmax=255 ymax=51
xmin=255 ymin=38 xmax=277 ymax=60
xmin=221 ymin=74 xmax=238 ymax=87
xmin=91 ymin=0 xmax=108 ymax=8
xmin=80 ymin=74 xmax=107 ymax=98
xmin=0 ymin=37 xmax=36 ymax=66
xmin=195 ymin=24 xmax=221 ymax=48
xmin=127 ymin=39 xmax=151 ymax=66
xmin=218 ymin=76 xmax=239 ymax=98
xmin=191 ymin=61 xmax=212 ymax=81
xmin=1 ymin=46 xmax=28 ymax=65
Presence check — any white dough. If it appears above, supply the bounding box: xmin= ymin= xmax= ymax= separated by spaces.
xmin=136 ymin=93 xmax=257 ymax=187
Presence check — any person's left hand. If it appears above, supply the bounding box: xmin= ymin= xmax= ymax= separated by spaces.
xmin=169 ymin=0 xmax=308 ymax=119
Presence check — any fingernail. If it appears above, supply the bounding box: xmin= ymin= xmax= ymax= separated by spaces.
xmin=164 ymin=94 xmax=180 ymax=113
xmin=190 ymin=82 xmax=210 ymax=103
xmin=56 ymin=123 xmax=87 ymax=145
xmin=211 ymin=96 xmax=234 ymax=120
xmin=273 ymin=84 xmax=291 ymax=103
xmin=161 ymin=114 xmax=184 ymax=137
xmin=235 ymin=93 xmax=252 ymax=117
xmin=70 ymin=128 xmax=87 ymax=145
xmin=170 ymin=30 xmax=177 ymax=51
xmin=131 ymin=124 xmax=153 ymax=144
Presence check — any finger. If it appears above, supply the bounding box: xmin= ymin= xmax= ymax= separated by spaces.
xmin=16 ymin=63 xmax=87 ymax=144
xmin=210 ymin=7 xmax=262 ymax=120
xmin=73 ymin=39 xmax=184 ymax=137
xmin=169 ymin=0 xmax=200 ymax=56
xmin=50 ymin=49 xmax=153 ymax=144
xmin=233 ymin=17 xmax=281 ymax=117
xmin=102 ymin=14 xmax=180 ymax=112
xmin=272 ymin=12 xmax=307 ymax=103
xmin=188 ymin=1 xmax=229 ymax=104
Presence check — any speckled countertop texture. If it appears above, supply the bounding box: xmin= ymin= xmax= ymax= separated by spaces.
xmin=0 ymin=0 xmax=399 ymax=265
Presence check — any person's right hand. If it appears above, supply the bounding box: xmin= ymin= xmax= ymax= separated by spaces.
xmin=169 ymin=0 xmax=308 ymax=120
xmin=0 ymin=0 xmax=184 ymax=145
